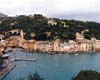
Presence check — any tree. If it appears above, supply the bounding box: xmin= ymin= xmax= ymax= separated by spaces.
xmin=1 ymin=14 xmax=100 ymax=40
xmin=72 ymin=70 xmax=100 ymax=80
xmin=0 ymin=54 xmax=3 ymax=64
xmin=20 ymin=72 xmax=44 ymax=80
xmin=34 ymin=33 xmax=47 ymax=41
xmin=83 ymin=32 xmax=91 ymax=40
xmin=28 ymin=72 xmax=44 ymax=80
xmin=67 ymin=32 xmax=76 ymax=40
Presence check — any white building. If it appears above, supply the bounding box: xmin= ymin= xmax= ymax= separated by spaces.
xmin=48 ymin=19 xmax=57 ymax=25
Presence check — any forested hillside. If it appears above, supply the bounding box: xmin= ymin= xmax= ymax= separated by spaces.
xmin=0 ymin=14 xmax=100 ymax=40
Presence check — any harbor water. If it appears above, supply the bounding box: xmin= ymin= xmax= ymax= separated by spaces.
xmin=3 ymin=49 xmax=100 ymax=80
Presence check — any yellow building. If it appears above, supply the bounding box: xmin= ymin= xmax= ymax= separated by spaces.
xmin=6 ymin=37 xmax=19 ymax=47
xmin=95 ymin=40 xmax=100 ymax=51
xmin=34 ymin=41 xmax=54 ymax=52
xmin=23 ymin=40 xmax=35 ymax=51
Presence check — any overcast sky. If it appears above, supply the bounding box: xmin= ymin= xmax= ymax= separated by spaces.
xmin=0 ymin=0 xmax=100 ymax=22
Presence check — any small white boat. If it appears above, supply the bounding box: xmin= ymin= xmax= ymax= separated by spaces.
xmin=75 ymin=54 xmax=78 ymax=55
xmin=58 ymin=54 xmax=62 ymax=55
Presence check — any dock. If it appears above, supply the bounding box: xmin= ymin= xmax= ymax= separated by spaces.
xmin=0 ymin=64 xmax=16 ymax=80
xmin=14 ymin=58 xmax=37 ymax=61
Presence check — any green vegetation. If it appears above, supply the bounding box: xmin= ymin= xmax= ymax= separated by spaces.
xmin=0 ymin=14 xmax=100 ymax=40
xmin=73 ymin=70 xmax=100 ymax=80
xmin=0 ymin=54 xmax=3 ymax=64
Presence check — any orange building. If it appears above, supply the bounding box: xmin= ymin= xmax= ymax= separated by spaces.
xmin=23 ymin=40 xmax=35 ymax=51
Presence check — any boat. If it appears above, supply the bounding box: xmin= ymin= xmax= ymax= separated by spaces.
xmin=75 ymin=53 xmax=78 ymax=55
xmin=65 ymin=54 xmax=68 ymax=55
xmin=58 ymin=54 xmax=62 ymax=55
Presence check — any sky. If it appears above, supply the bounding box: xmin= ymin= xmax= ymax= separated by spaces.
xmin=0 ymin=0 xmax=100 ymax=22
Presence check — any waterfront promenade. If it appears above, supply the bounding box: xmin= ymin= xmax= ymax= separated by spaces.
xmin=0 ymin=63 xmax=16 ymax=80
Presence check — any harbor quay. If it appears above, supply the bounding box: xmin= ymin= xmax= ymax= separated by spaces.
xmin=0 ymin=63 xmax=16 ymax=80
xmin=0 ymin=52 xmax=16 ymax=80
xmin=1 ymin=38 xmax=100 ymax=53
xmin=0 ymin=48 xmax=37 ymax=79
xmin=0 ymin=36 xmax=100 ymax=54
xmin=0 ymin=29 xmax=99 ymax=54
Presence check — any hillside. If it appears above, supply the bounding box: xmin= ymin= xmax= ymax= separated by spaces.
xmin=0 ymin=13 xmax=7 ymax=17
xmin=0 ymin=14 xmax=100 ymax=40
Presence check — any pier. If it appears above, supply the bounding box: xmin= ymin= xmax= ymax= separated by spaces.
xmin=14 ymin=58 xmax=37 ymax=61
